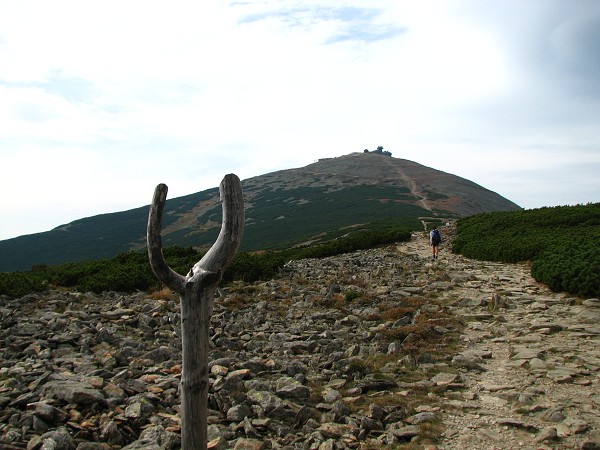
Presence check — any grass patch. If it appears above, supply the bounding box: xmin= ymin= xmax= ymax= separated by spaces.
xmin=147 ymin=287 xmax=175 ymax=300
xmin=345 ymin=290 xmax=363 ymax=302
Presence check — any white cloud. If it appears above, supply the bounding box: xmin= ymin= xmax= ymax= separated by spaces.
xmin=0 ymin=0 xmax=599 ymax=240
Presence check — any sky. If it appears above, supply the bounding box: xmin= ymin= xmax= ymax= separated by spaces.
xmin=1 ymin=0 xmax=599 ymax=241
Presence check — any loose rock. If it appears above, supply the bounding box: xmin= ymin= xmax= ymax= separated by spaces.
xmin=1 ymin=226 xmax=599 ymax=449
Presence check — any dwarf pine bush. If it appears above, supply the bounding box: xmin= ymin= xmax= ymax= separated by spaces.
xmin=453 ymin=203 xmax=600 ymax=297
xmin=0 ymin=225 xmax=411 ymax=297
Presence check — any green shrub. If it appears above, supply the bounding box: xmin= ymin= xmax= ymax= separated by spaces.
xmin=531 ymin=234 xmax=600 ymax=298
xmin=295 ymin=227 xmax=411 ymax=260
xmin=0 ymin=224 xmax=412 ymax=297
xmin=0 ymin=271 xmax=48 ymax=298
xmin=453 ymin=203 xmax=600 ymax=297
xmin=345 ymin=290 xmax=362 ymax=301
xmin=223 ymin=252 xmax=287 ymax=283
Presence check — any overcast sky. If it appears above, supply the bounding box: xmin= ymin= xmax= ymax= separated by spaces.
xmin=1 ymin=0 xmax=599 ymax=241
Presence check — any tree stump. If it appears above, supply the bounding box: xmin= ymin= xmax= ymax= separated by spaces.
xmin=147 ymin=174 xmax=244 ymax=449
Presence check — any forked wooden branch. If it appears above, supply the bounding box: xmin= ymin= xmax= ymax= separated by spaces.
xmin=147 ymin=174 xmax=244 ymax=450
xmin=147 ymin=183 xmax=186 ymax=293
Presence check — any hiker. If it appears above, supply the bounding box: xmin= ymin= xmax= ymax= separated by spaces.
xmin=430 ymin=226 xmax=441 ymax=259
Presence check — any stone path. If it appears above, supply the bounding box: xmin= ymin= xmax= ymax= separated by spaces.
xmin=400 ymin=229 xmax=600 ymax=449
xmin=1 ymin=225 xmax=600 ymax=449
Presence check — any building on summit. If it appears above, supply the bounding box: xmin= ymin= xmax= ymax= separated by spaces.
xmin=364 ymin=146 xmax=392 ymax=157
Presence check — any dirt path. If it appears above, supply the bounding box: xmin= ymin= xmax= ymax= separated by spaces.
xmin=399 ymin=229 xmax=600 ymax=449
xmin=393 ymin=164 xmax=432 ymax=213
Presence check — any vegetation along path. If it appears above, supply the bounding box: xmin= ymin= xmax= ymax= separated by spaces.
xmin=404 ymin=227 xmax=600 ymax=449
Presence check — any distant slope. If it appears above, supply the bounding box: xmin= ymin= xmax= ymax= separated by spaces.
xmin=269 ymin=153 xmax=520 ymax=216
xmin=0 ymin=153 xmax=520 ymax=271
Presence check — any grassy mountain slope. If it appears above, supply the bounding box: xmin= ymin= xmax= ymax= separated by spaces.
xmin=0 ymin=153 xmax=520 ymax=272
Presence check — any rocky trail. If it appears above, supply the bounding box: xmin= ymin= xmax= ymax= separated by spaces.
xmin=1 ymin=226 xmax=599 ymax=449
xmin=405 ymin=230 xmax=600 ymax=450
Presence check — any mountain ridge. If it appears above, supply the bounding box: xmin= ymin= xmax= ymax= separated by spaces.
xmin=0 ymin=153 xmax=520 ymax=272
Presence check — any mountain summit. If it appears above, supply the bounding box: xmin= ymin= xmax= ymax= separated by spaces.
xmin=262 ymin=152 xmax=519 ymax=216
xmin=0 ymin=153 xmax=520 ymax=271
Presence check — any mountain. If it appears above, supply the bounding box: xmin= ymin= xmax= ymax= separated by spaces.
xmin=0 ymin=153 xmax=520 ymax=272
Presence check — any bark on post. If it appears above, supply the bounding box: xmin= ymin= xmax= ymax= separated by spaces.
xmin=147 ymin=174 xmax=244 ymax=450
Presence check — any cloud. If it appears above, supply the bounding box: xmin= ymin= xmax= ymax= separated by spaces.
xmin=239 ymin=5 xmax=407 ymax=43
xmin=0 ymin=0 xmax=598 ymax=240
xmin=549 ymin=7 xmax=600 ymax=96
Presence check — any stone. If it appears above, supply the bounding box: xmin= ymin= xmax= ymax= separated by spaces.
xmin=41 ymin=381 xmax=106 ymax=407
xmin=407 ymin=412 xmax=436 ymax=424
xmin=582 ymin=299 xmax=600 ymax=308
xmin=368 ymin=403 xmax=386 ymax=420
xmin=452 ymin=354 xmax=485 ymax=371
xmin=30 ymin=402 xmax=69 ymax=425
xmin=121 ymin=441 xmax=162 ymax=450
xmin=564 ymin=417 xmax=590 ymax=434
xmin=388 ymin=424 xmax=420 ymax=439
xmin=246 ymin=390 xmax=286 ymax=413
xmin=322 ymin=387 xmax=342 ymax=403
xmin=317 ymin=422 xmax=357 ymax=439
xmin=3 ymin=227 xmax=600 ymax=450
xmin=511 ymin=347 xmax=544 ymax=360
xmin=207 ymin=437 xmax=228 ymax=450
xmin=100 ymin=420 xmax=124 ymax=446
xmin=233 ymin=438 xmax=266 ymax=450
xmin=529 ymin=357 xmax=547 ymax=369
xmin=360 ymin=416 xmax=384 ymax=433
xmin=75 ymin=444 xmax=111 ymax=450
xmin=28 ymin=436 xmax=44 ymax=450
xmin=211 ymin=364 xmax=229 ymax=376
xmin=431 ymin=372 xmax=458 ymax=386
xmin=40 ymin=427 xmax=76 ymax=450
xmin=356 ymin=373 xmax=398 ymax=392
xmin=488 ymin=293 xmax=509 ymax=311
xmin=227 ymin=404 xmax=253 ymax=422
xmin=539 ymin=408 xmax=566 ymax=423
xmin=536 ymin=426 xmax=558 ymax=442
xmin=402 ymin=332 xmax=423 ymax=345
xmin=496 ymin=418 xmax=538 ymax=431
xmin=546 ymin=368 xmax=577 ymax=383
xmin=479 ymin=429 xmax=502 ymax=441
xmin=318 ymin=440 xmax=336 ymax=450
xmin=387 ymin=341 xmax=402 ymax=354
xmin=124 ymin=399 xmax=155 ymax=419
xmin=138 ymin=425 xmax=180 ymax=450
xmin=330 ymin=399 xmax=351 ymax=422
xmin=274 ymin=376 xmax=310 ymax=399
xmin=481 ymin=383 xmax=515 ymax=392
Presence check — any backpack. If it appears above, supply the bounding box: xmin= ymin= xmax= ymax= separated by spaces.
xmin=432 ymin=229 xmax=441 ymax=244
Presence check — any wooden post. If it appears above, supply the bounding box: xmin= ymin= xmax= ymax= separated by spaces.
xmin=147 ymin=174 xmax=244 ymax=449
